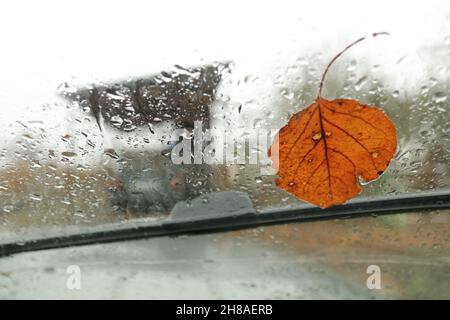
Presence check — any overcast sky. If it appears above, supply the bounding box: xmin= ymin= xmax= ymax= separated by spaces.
xmin=0 ymin=0 xmax=448 ymax=163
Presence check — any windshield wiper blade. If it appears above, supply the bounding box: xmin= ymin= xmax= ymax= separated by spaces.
xmin=1 ymin=190 xmax=450 ymax=258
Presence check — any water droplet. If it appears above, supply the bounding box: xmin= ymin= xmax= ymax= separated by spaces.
xmin=281 ymin=89 xmax=294 ymax=100
xmin=371 ymin=64 xmax=380 ymax=72
xmin=253 ymin=118 xmax=263 ymax=128
xmin=110 ymin=115 xmax=124 ymax=127
xmin=106 ymin=92 xmax=126 ymax=101
xmin=61 ymin=151 xmax=77 ymax=158
xmin=312 ymin=132 xmax=322 ymax=141
xmin=432 ymin=92 xmax=447 ymax=103
xmin=354 ymin=76 xmax=367 ymax=91
xmin=3 ymin=205 xmax=14 ymax=213
xmin=30 ymin=194 xmax=43 ymax=201
xmin=420 ymin=86 xmax=429 ymax=95
xmin=104 ymin=149 xmax=120 ymax=159
xmin=58 ymin=82 xmax=77 ymax=94
xmin=420 ymin=130 xmax=429 ymax=138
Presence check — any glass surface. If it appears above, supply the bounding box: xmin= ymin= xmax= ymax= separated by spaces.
xmin=0 ymin=0 xmax=449 ymax=299
xmin=0 ymin=210 xmax=448 ymax=299
xmin=0 ymin=1 xmax=449 ymax=241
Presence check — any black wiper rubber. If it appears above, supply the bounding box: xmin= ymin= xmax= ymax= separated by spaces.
xmin=1 ymin=190 xmax=450 ymax=258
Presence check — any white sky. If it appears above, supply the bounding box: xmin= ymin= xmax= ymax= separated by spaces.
xmin=0 ymin=0 xmax=448 ymax=161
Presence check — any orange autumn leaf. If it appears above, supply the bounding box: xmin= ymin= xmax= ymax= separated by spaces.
xmin=270 ymin=33 xmax=397 ymax=209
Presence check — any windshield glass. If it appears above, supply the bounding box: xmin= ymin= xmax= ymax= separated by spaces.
xmin=1 ymin=209 xmax=448 ymax=299
xmin=0 ymin=0 xmax=449 ymax=245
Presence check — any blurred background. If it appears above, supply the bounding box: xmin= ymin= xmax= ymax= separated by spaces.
xmin=0 ymin=0 xmax=448 ymax=299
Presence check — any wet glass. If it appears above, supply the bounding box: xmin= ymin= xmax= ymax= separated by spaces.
xmin=0 ymin=0 xmax=448 ymax=298
xmin=1 ymin=209 xmax=448 ymax=299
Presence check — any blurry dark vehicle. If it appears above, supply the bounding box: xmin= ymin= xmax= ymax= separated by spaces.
xmin=60 ymin=62 xmax=230 ymax=215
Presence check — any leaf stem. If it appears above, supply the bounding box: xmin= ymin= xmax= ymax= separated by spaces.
xmin=317 ymin=32 xmax=390 ymax=99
